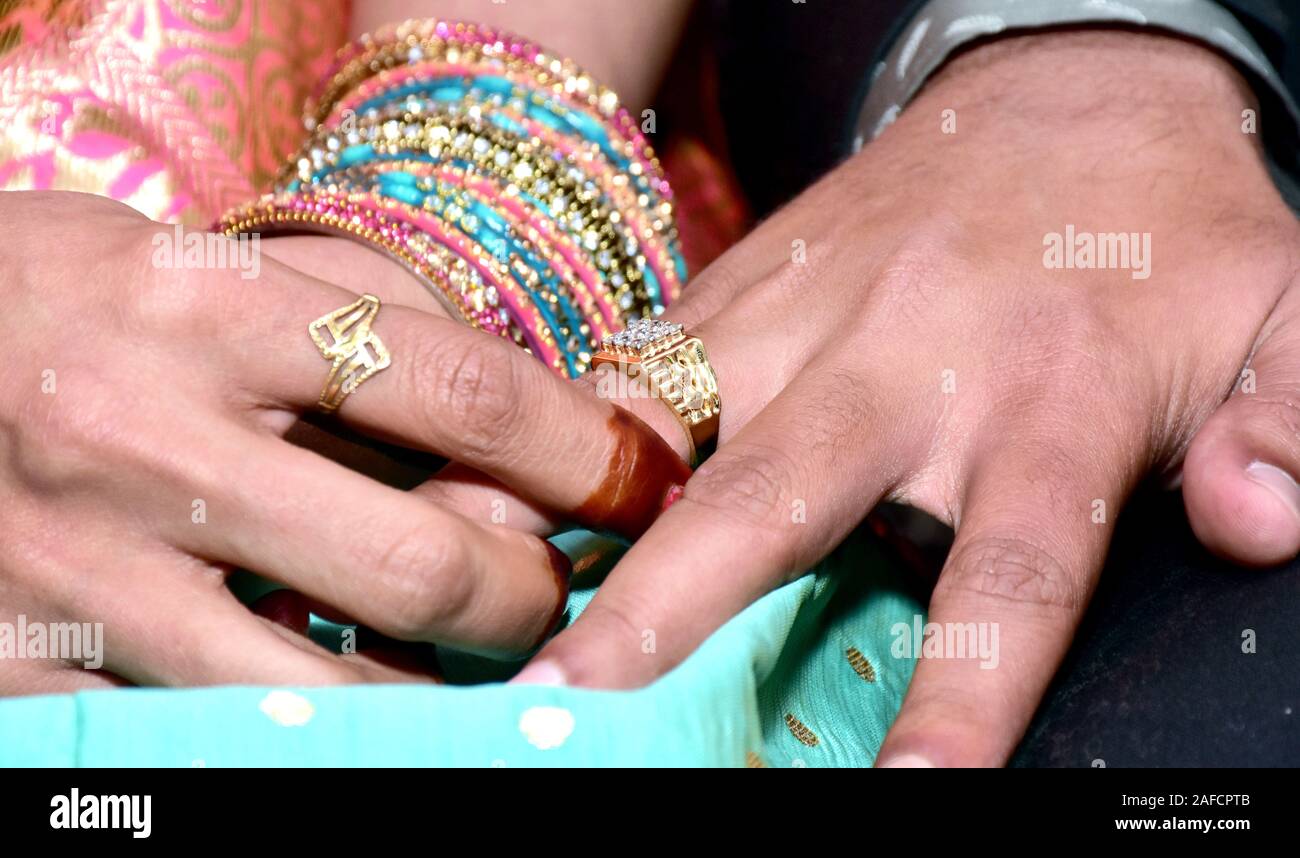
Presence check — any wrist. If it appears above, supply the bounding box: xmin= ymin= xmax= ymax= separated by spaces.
xmin=940 ymin=29 xmax=1248 ymax=111
xmin=880 ymin=28 xmax=1277 ymax=201
xmin=911 ymin=29 xmax=1256 ymax=143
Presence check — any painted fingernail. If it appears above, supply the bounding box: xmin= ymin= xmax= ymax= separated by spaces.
xmin=530 ymin=539 xmax=574 ymax=652
xmin=1245 ymin=461 xmax=1300 ymax=522
xmin=878 ymin=753 xmax=935 ymax=768
xmin=542 ymin=539 xmax=574 ymax=587
xmin=661 ymin=483 xmax=685 ymax=513
xmin=510 ymin=659 xmax=567 ymax=686
xmin=574 ymin=408 xmax=694 ymax=537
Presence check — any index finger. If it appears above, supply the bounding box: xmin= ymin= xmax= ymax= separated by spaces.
xmin=216 ymin=257 xmax=692 ymax=537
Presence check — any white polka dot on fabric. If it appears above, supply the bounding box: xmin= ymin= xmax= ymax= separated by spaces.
xmin=258 ymin=690 xmax=316 ymax=727
xmin=518 ymin=706 xmax=575 ymax=750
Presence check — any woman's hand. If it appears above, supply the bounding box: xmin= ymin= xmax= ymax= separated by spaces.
xmin=491 ymin=30 xmax=1300 ymax=764
xmin=0 ymin=190 xmax=684 ymax=694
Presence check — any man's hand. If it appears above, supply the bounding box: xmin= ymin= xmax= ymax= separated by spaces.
xmin=493 ymin=30 xmax=1300 ymax=765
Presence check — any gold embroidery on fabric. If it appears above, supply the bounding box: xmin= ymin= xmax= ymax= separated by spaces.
xmin=846 ymin=647 xmax=877 ymax=683
xmin=158 ymin=0 xmax=341 ymax=191
xmin=745 ymin=751 xmax=767 ymax=768
xmin=0 ymin=24 xmax=19 ymax=58
xmin=166 ymin=0 xmax=242 ymax=31
xmin=784 ymin=713 xmax=819 ymax=747
xmin=0 ymin=1 xmax=346 ymax=218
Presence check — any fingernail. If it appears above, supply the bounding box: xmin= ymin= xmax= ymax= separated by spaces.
xmin=510 ymin=660 xmax=567 ymax=686
xmin=1245 ymin=461 xmax=1300 ymax=522
xmin=661 ymin=483 xmax=685 ymax=513
xmin=878 ymin=753 xmax=935 ymax=768
xmin=530 ymin=540 xmax=574 ymax=652
xmin=542 ymin=540 xmax=574 ymax=587
xmin=573 ymin=408 xmax=694 ymax=537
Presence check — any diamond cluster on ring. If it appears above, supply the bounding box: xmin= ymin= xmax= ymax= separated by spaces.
xmin=602 ymin=318 xmax=683 ymax=352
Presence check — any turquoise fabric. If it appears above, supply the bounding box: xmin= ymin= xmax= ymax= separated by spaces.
xmin=0 ymin=526 xmax=921 ymax=767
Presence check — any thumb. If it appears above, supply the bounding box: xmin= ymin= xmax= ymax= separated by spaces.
xmin=1184 ymin=298 xmax=1300 ymax=566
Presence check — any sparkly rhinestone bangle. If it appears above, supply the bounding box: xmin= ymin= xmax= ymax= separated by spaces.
xmin=297 ymin=109 xmax=668 ymax=310
xmin=219 ymin=18 xmax=685 ymax=379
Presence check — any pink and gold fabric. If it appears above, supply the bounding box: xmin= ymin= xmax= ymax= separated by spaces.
xmin=0 ymin=0 xmax=348 ymax=223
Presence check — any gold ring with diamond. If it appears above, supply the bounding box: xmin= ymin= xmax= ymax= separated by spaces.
xmin=309 ymin=294 xmax=392 ymax=412
xmin=592 ymin=318 xmax=720 ymax=467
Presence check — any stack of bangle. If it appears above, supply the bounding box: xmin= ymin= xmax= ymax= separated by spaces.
xmin=217 ymin=18 xmax=686 ymax=378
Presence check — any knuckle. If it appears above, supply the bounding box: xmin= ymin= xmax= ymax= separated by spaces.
xmin=581 ymin=599 xmax=645 ymax=651
xmin=996 ymin=298 xmax=1118 ymax=399
xmin=683 ymin=255 xmax=745 ymax=318
xmin=7 ymin=371 xmax=136 ymax=488
xmin=805 ymin=367 xmax=876 ymax=450
xmin=937 ymin=534 xmax=1084 ymax=613
xmin=365 ymin=522 xmax=474 ymax=639
xmin=547 ymin=598 xmax=654 ymax=687
xmin=411 ymin=335 xmax=524 ymax=460
xmin=874 ymin=248 xmax=941 ymax=304
xmin=863 ymin=227 xmax=954 ymax=322
xmin=687 ymin=444 xmax=796 ymax=529
xmin=122 ymin=230 xmax=207 ymax=331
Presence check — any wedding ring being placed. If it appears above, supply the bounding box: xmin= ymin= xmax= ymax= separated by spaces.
xmin=591 ymin=318 xmax=720 ymax=467
xmin=308 ymin=293 xmax=392 ymax=412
